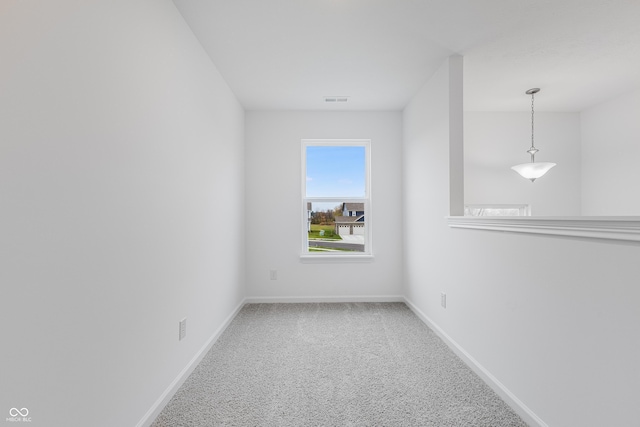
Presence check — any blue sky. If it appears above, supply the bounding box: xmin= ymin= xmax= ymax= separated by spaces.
xmin=306 ymin=146 xmax=365 ymax=198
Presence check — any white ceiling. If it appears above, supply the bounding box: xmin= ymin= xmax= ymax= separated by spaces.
xmin=172 ymin=0 xmax=640 ymax=112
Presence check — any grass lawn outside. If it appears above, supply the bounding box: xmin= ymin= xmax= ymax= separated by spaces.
xmin=308 ymin=224 xmax=342 ymax=240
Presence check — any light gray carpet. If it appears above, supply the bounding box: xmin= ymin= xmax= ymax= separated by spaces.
xmin=151 ymin=303 xmax=528 ymax=426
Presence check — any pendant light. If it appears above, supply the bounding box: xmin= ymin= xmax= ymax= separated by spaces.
xmin=511 ymin=88 xmax=556 ymax=182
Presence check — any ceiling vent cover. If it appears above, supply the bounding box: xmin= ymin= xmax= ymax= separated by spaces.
xmin=324 ymin=96 xmax=349 ymax=103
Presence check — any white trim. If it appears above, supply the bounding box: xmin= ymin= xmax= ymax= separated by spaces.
xmin=136 ymin=298 xmax=247 ymax=427
xmin=403 ymin=297 xmax=548 ymax=427
xmin=447 ymin=216 xmax=640 ymax=242
xmin=245 ymin=295 xmax=404 ymax=304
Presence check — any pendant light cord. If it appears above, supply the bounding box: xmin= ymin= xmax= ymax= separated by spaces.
xmin=531 ymin=92 xmax=535 ymax=149
xmin=529 ymin=92 xmax=537 ymax=162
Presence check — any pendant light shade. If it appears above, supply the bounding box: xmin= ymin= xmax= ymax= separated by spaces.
xmin=512 ymin=88 xmax=556 ymax=182
xmin=511 ymin=161 xmax=556 ymax=182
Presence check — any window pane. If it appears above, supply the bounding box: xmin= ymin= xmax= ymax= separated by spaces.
xmin=307 ymin=200 xmax=366 ymax=253
xmin=306 ymin=146 xmax=365 ymax=197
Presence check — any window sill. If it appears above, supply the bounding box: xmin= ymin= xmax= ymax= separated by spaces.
xmin=447 ymin=216 xmax=640 ymax=242
xmin=300 ymin=253 xmax=375 ymax=263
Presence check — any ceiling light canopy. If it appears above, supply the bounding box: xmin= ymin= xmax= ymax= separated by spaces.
xmin=511 ymin=88 xmax=556 ymax=182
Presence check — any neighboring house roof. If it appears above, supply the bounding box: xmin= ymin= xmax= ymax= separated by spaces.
xmin=343 ymin=202 xmax=364 ymax=211
xmin=335 ymin=215 xmax=365 ymax=224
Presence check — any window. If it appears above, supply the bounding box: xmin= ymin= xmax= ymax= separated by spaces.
xmin=464 ymin=204 xmax=530 ymax=217
xmin=302 ymin=139 xmax=371 ymax=257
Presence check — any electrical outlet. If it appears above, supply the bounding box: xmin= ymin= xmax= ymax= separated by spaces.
xmin=440 ymin=292 xmax=447 ymax=308
xmin=269 ymin=269 xmax=277 ymax=280
xmin=179 ymin=318 xmax=187 ymax=341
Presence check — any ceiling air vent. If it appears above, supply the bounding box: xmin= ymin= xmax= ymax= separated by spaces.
xmin=324 ymin=96 xmax=349 ymax=103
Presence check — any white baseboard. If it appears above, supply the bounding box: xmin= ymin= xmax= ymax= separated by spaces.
xmin=245 ymin=295 xmax=405 ymax=304
xmin=135 ymin=298 xmax=247 ymax=427
xmin=403 ymin=297 xmax=548 ymax=427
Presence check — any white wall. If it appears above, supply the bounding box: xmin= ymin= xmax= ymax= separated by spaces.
xmin=245 ymin=111 xmax=403 ymax=299
xmin=465 ymin=112 xmax=581 ymax=216
xmin=581 ymin=88 xmax=640 ymax=215
xmin=404 ymin=57 xmax=640 ymax=427
xmin=0 ymin=1 xmax=244 ymax=426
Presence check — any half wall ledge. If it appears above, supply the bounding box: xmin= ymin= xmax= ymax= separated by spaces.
xmin=447 ymin=216 xmax=640 ymax=243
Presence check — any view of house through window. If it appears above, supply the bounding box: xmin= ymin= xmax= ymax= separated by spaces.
xmin=302 ymin=140 xmax=370 ymax=255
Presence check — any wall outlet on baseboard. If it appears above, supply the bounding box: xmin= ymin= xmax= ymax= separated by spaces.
xmin=440 ymin=292 xmax=447 ymax=308
xmin=269 ymin=269 xmax=277 ymax=280
xmin=179 ymin=318 xmax=187 ymax=341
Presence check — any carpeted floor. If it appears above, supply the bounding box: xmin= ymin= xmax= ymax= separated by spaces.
xmin=151 ymin=302 xmax=528 ymax=426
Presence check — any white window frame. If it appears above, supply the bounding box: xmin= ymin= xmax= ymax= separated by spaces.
xmin=301 ymin=139 xmax=373 ymax=260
